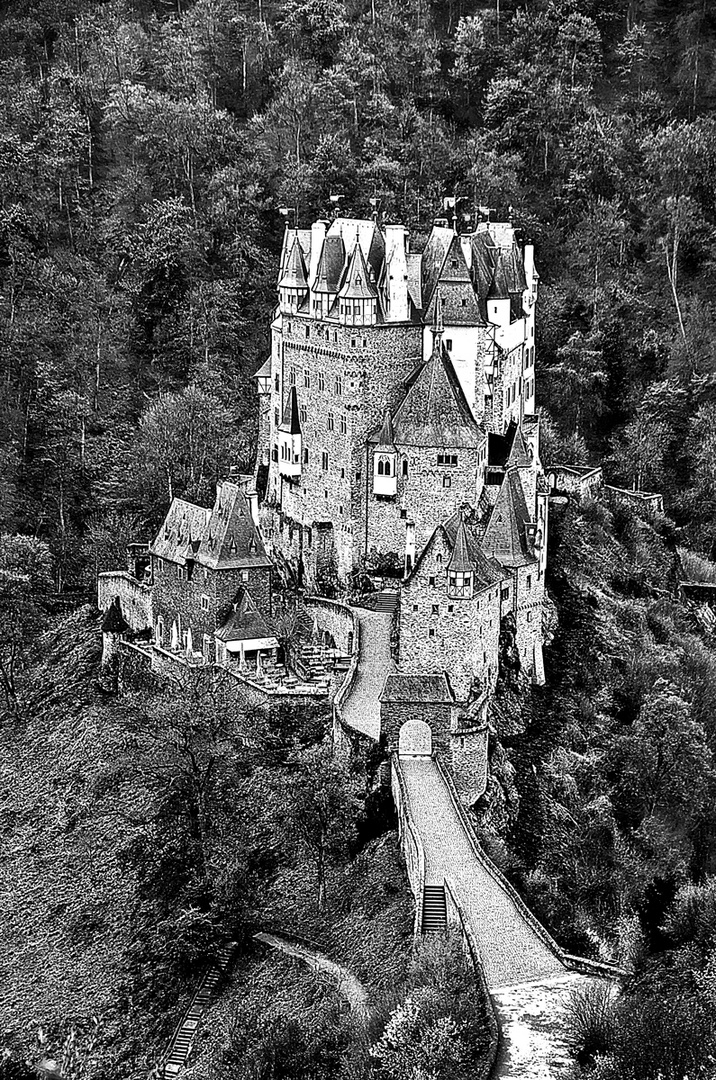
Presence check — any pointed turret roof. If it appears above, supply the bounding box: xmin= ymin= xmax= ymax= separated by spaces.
xmin=439 ymin=235 xmax=472 ymax=282
xmin=506 ymin=425 xmax=531 ymax=468
xmin=447 ymin=514 xmax=475 ymax=573
xmin=280 ymin=386 xmax=301 ymax=435
xmin=215 ymin=589 xmax=274 ymax=643
xmin=279 ymin=237 xmax=309 ymax=290
xmin=375 ymin=409 xmax=396 ymax=451
xmin=339 ymin=243 xmax=378 ymax=300
xmin=482 ymin=469 xmax=535 ymax=568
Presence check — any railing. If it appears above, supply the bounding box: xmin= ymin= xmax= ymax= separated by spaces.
xmin=434 ymin=757 xmax=628 ymax=979
xmin=391 ymin=754 xmax=426 ymax=936
xmin=444 ymin=877 xmax=500 ymax=1080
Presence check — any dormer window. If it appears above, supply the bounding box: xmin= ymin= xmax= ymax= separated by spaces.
xmin=448 ymin=570 xmax=474 ymax=599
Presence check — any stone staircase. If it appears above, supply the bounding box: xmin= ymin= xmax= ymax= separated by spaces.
xmin=422 ymin=883 xmax=447 ymax=932
xmin=357 ymin=589 xmax=399 ymax=615
xmin=160 ymin=944 xmax=235 ymax=1078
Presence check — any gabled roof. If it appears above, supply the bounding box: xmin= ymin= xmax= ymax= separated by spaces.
xmin=215 ymin=590 xmax=275 ymax=643
xmin=280 ymin=386 xmax=301 ymax=435
xmin=408 ymin=516 xmax=504 ymax=590
xmin=197 ymin=482 xmax=272 ymax=570
xmin=279 ymin=237 xmax=309 ymax=290
xmin=313 ymin=235 xmax=345 ymax=294
xmin=150 ymin=498 xmax=211 ymax=565
xmin=375 ymin=409 xmax=396 ymax=451
xmin=379 ymin=671 xmax=455 ymax=704
xmin=439 ymin=235 xmax=472 ymax=283
xmin=424 ymin=281 xmax=486 ymax=326
xmin=339 ymin=243 xmax=378 ymax=300
xmin=406 ymin=252 xmax=423 ymax=310
xmin=390 ymin=339 xmax=482 ymax=449
xmin=482 ymin=469 xmax=535 ymax=568
xmin=254 ymin=356 xmax=271 ymax=380
xmin=470 ymin=231 xmax=499 ymax=297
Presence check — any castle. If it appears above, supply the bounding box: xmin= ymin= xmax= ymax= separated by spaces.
xmin=255 ymin=214 xmax=547 ymax=697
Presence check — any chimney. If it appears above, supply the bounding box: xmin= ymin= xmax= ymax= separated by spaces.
xmin=309 ymin=220 xmax=327 ymax=287
xmin=524 ymin=240 xmax=535 ymax=288
xmin=384 ymin=224 xmax=410 ymax=323
xmin=247 ymin=488 xmax=259 ymax=527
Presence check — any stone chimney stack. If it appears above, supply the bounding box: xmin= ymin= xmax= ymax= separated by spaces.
xmin=247 ymin=488 xmax=260 ymax=527
xmin=384 ymin=224 xmax=410 ymax=323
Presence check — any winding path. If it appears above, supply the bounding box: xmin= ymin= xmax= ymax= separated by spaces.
xmin=255 ymin=931 xmax=369 ymax=1021
xmin=340 ymin=607 xmax=394 ymax=741
xmin=340 ymin=601 xmax=605 ymax=1079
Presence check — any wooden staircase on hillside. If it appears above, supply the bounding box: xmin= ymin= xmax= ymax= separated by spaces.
xmin=422 ymin=884 xmax=447 ymax=933
xmin=160 ymin=944 xmax=236 ymax=1077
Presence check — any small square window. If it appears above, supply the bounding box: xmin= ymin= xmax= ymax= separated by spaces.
xmin=432 ymin=604 xmax=439 ymax=615
xmin=429 ymin=576 xmax=436 ymax=586
xmin=400 ymin=509 xmax=407 ymax=519
xmin=446 ymin=338 xmax=452 ymax=350
xmin=443 ymin=475 xmax=451 ymax=488
xmin=413 ymin=604 xmax=418 ymax=612
xmin=448 ymin=604 xmax=454 ymax=613
xmin=429 ymin=628 xmax=436 ymax=638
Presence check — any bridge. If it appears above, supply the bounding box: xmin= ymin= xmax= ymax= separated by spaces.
xmin=337 ymin=594 xmax=619 ymax=1079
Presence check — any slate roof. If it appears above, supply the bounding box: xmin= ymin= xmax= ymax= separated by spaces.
xmin=389 ymin=338 xmax=482 ymax=449
xmin=339 ymin=243 xmax=378 ymax=299
xmin=421 ymin=226 xmax=454 ymax=311
xmin=488 ymin=420 xmax=520 ymax=469
xmin=197 ymin=482 xmax=272 ymax=571
xmin=280 ymin=386 xmax=301 ymax=434
xmin=375 ymin=409 xmax=396 ymax=450
xmin=215 ymin=591 xmax=275 ymax=643
xmin=379 ymin=671 xmax=455 ymax=704
xmin=447 ymin=515 xmax=474 ymax=573
xmin=481 ymin=469 xmax=535 ymax=568
xmin=313 ymin=235 xmax=345 ymax=294
xmin=506 ymin=425 xmax=532 ymax=467
xmin=150 ymin=499 xmax=211 ymax=565
xmin=279 ymin=237 xmax=309 ymax=290
xmin=254 ymin=356 xmax=271 ymax=380
xmin=408 ymin=513 xmax=504 ymax=590
xmin=327 ymin=217 xmax=385 ymax=277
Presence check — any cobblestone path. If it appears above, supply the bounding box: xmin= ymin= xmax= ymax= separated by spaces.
xmin=340 ymin=607 xmax=394 ymax=741
xmin=400 ymin=755 xmax=564 ymax=988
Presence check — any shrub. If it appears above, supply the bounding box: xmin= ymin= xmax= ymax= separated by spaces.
xmin=564 ymin=981 xmax=616 ymax=1064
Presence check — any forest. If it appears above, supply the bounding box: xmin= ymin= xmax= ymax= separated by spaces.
xmin=4 ymin=0 xmax=716 ymax=1077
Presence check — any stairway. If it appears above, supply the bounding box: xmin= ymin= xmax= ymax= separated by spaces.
xmin=422 ymin=884 xmax=447 ymax=932
xmin=359 ymin=589 xmax=399 ymax=615
xmin=161 ymin=945 xmax=235 ymax=1077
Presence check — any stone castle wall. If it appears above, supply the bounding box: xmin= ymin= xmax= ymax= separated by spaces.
xmin=98 ymin=571 xmax=153 ymax=631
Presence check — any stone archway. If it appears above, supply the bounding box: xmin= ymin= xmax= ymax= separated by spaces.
xmin=398 ymin=718 xmax=432 ymax=758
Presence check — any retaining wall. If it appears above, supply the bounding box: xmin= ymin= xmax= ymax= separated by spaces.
xmin=98 ymin=571 xmax=153 ymax=631
xmin=391 ymin=754 xmax=425 ymax=936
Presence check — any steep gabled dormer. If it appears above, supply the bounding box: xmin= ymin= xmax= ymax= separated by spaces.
xmin=338 ymin=243 xmax=378 ymax=326
xmin=279 ymin=237 xmax=309 ymax=314
xmin=278 ymin=386 xmax=302 ymax=479
xmin=373 ymin=409 xmax=398 ymax=497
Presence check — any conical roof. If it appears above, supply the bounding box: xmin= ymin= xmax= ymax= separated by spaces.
xmin=447 ymin=514 xmax=475 ymax=573
xmin=375 ymin=409 xmax=396 ymax=450
xmin=280 ymin=385 xmax=301 ymax=434
xmin=482 ymin=469 xmax=534 ymax=568
xmin=339 ymin=243 xmax=378 ymax=300
xmin=279 ymin=237 xmax=308 ymax=290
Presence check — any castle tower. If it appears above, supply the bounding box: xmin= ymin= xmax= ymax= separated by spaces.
xmin=373 ymin=410 xmax=398 ymax=497
xmin=278 ymin=386 xmax=302 ymax=480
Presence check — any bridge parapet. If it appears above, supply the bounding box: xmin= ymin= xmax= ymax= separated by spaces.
xmin=391 ymin=753 xmax=425 ymax=936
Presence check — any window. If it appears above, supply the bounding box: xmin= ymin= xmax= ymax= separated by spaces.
xmin=429 ymin=628 xmax=436 ymax=638
xmin=429 ymin=576 xmax=436 ymax=586
xmin=362 ymin=337 xmax=367 ymax=347
xmin=351 ymin=337 xmax=357 ymax=348
xmin=305 ymin=325 xmax=310 ymax=339
xmin=437 ymin=453 xmax=458 ymax=466
xmin=443 ymin=475 xmax=451 ymax=488
xmin=436 ymin=554 xmax=442 ymax=566
xmin=526 ymin=574 xmax=532 ymax=589
xmin=272 ymin=445 xmax=278 ymax=462
xmin=402 ymin=459 xmax=408 ymax=477
xmin=318 ymin=373 xmax=325 ymax=391
xmin=356 ymin=470 xmax=362 ymax=483
xmin=335 ymin=375 xmax=343 ymax=395
xmin=241 ymin=570 xmax=249 ymax=582
xmin=327 ymin=413 xmax=334 ymax=431
xmin=304 ymin=371 xmax=310 ymax=388
xmin=300 ymin=405 xmax=307 ymax=423
xmin=339 ymin=415 xmax=347 ymax=435
xmin=289 ymin=369 xmax=296 ymax=386
xmin=201 ymin=595 xmax=209 ymax=611
xmin=157 ymin=558 xmax=163 ymax=572
xmin=501 ymin=587 xmax=510 ymax=601
xmin=274 ymin=408 xmax=279 ymax=426
xmin=432 ymin=604 xmax=439 ymax=615
xmin=527 ymin=611 xmax=532 ymax=622
xmin=448 ymin=604 xmax=454 ymax=613
xmin=446 ymin=338 xmax=452 ymax=351
xmin=400 ymin=508 xmax=407 ymax=519
xmin=274 ymin=374 xmax=279 ymax=391
xmin=413 ymin=604 xmax=418 ymax=612
xmin=448 ymin=570 xmax=473 ymax=599
xmin=286 ymin=321 xmax=292 ymax=333
xmin=176 ymin=565 xmax=186 ymax=581
xmin=322 ymin=451 xmax=329 ymax=471
xmin=303 ymin=448 xmax=309 ymax=463
xmin=461 ymin=298 xmax=467 ymax=307
xmin=340 ymin=468 xmax=345 ymax=478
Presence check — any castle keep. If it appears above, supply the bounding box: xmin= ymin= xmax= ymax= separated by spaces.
xmin=255 ymin=214 xmax=547 ymax=694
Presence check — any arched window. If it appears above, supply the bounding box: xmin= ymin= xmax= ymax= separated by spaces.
xmin=378 ymin=459 xmax=385 ymax=475
xmin=402 ymin=459 xmax=408 ymax=477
